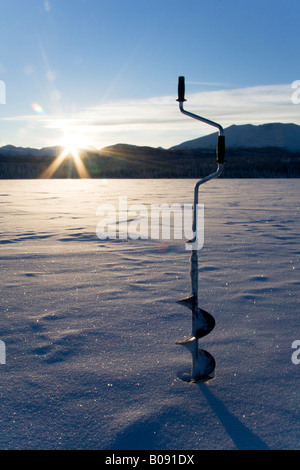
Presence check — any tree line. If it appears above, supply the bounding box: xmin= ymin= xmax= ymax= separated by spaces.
xmin=0 ymin=146 xmax=299 ymax=179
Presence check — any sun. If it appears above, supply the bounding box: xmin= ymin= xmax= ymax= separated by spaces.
xmin=40 ymin=132 xmax=90 ymax=178
xmin=62 ymin=133 xmax=90 ymax=156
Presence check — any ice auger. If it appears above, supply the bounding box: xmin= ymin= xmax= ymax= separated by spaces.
xmin=176 ymin=76 xmax=225 ymax=382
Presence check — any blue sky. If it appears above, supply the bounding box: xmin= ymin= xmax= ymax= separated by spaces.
xmin=0 ymin=0 xmax=299 ymax=149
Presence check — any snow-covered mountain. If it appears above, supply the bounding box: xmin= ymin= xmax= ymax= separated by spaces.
xmin=171 ymin=123 xmax=300 ymax=151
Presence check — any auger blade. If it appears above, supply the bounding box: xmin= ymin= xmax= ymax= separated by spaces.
xmin=177 ymin=339 xmax=216 ymax=383
xmin=193 ymin=307 xmax=215 ymax=339
xmin=176 ymin=336 xmax=197 ymax=348
xmin=176 ymin=294 xmax=196 ymax=311
xmin=191 ymin=348 xmax=216 ymax=382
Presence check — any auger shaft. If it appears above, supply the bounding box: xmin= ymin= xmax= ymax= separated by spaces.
xmin=190 ymin=162 xmax=224 ymax=313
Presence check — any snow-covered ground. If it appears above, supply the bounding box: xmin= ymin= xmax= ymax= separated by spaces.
xmin=0 ymin=178 xmax=299 ymax=450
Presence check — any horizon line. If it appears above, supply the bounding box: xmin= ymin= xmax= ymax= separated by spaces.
xmin=0 ymin=121 xmax=299 ymax=151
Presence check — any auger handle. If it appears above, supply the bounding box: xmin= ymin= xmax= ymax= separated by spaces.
xmin=217 ymin=135 xmax=225 ymax=164
xmin=177 ymin=76 xmax=225 ymax=163
xmin=177 ymin=76 xmax=186 ymax=102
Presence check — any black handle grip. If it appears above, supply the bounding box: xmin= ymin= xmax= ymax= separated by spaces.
xmin=217 ymin=135 xmax=225 ymax=164
xmin=177 ymin=76 xmax=186 ymax=102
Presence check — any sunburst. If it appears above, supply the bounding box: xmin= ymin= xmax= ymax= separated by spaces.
xmin=40 ymin=133 xmax=90 ymax=178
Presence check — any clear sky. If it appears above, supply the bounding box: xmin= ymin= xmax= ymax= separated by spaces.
xmin=0 ymin=0 xmax=299 ymax=149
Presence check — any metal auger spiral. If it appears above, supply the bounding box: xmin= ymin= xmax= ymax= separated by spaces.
xmin=175 ymin=76 xmax=225 ymax=383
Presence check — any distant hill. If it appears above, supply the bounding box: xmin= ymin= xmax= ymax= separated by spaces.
xmin=1 ymin=122 xmax=300 ymax=178
xmin=0 ymin=144 xmax=63 ymax=158
xmin=171 ymin=123 xmax=300 ymax=151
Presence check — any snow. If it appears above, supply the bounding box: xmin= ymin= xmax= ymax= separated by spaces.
xmin=0 ymin=178 xmax=299 ymax=450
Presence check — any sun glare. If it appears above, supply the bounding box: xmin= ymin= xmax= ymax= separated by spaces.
xmin=63 ymin=133 xmax=89 ymax=156
xmin=40 ymin=132 xmax=90 ymax=178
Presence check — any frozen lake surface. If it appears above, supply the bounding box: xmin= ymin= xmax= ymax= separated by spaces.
xmin=0 ymin=178 xmax=299 ymax=450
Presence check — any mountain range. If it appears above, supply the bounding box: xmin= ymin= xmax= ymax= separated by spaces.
xmin=171 ymin=123 xmax=300 ymax=151
xmin=1 ymin=123 xmax=300 ymax=178
xmin=1 ymin=123 xmax=300 ymax=158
